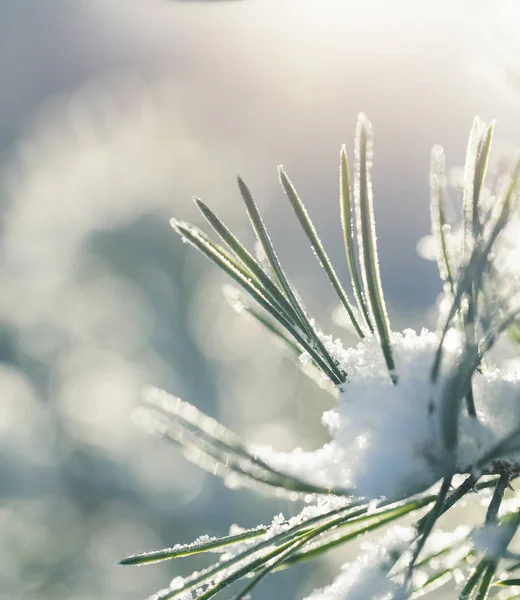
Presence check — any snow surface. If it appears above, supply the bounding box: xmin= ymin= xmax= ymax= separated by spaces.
xmin=260 ymin=329 xmax=520 ymax=501
xmin=302 ymin=526 xmax=413 ymax=600
xmin=471 ymin=521 xmax=518 ymax=559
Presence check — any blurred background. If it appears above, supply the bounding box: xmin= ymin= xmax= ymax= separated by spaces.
xmin=1 ymin=1 xmax=520 ymax=598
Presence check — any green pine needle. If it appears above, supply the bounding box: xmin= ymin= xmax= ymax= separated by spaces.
xmin=354 ymin=114 xmax=396 ymax=383
xmin=237 ymin=175 xmax=347 ymax=384
xmin=430 ymin=145 xmax=455 ymax=295
xmin=472 ymin=121 xmax=495 ymax=240
xmin=193 ymin=197 xmax=308 ymax=333
xmin=340 ymin=145 xmax=375 ymax=333
xmin=118 ymin=526 xmax=268 ymax=566
xmin=138 ymin=388 xmax=347 ymax=496
xmin=171 ymin=219 xmax=343 ymax=383
xmin=278 ymin=165 xmax=365 ymax=338
xmin=459 ymin=559 xmax=488 ymax=599
xmin=474 ymin=561 xmax=498 ymax=600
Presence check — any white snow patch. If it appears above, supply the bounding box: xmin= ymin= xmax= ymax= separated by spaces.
xmin=302 ymin=526 xmax=413 ymax=600
xmin=472 ymin=521 xmax=518 ymax=559
xmin=256 ymin=329 xmax=520 ymax=501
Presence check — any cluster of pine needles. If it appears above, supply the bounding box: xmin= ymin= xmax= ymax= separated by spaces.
xmin=119 ymin=115 xmax=520 ymax=599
